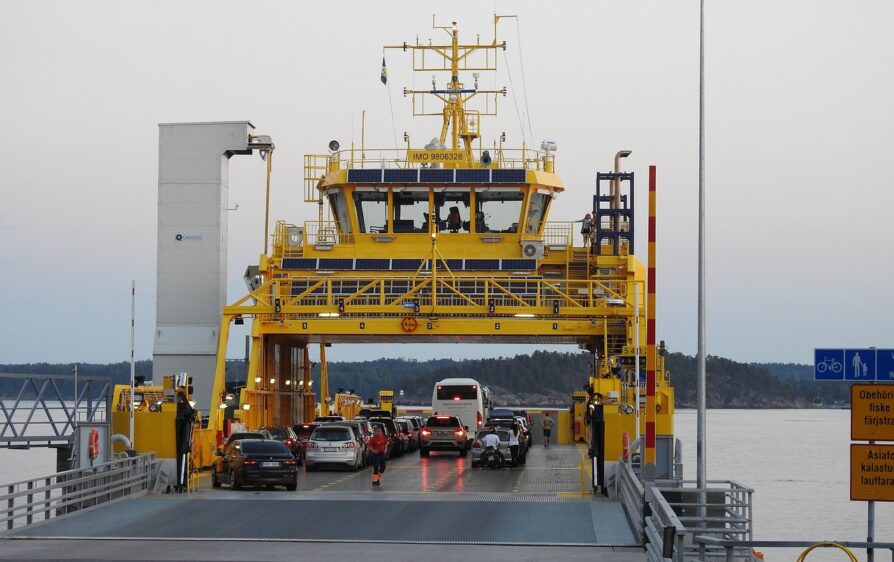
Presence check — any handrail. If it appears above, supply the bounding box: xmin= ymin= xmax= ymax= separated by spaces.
xmin=644 ymin=480 xmax=755 ymax=562
xmin=0 ymin=374 xmax=111 ymax=446
xmin=0 ymin=453 xmax=156 ymax=533
xmin=227 ymin=274 xmax=639 ymax=317
xmin=694 ymin=536 xmax=894 ymax=561
xmin=616 ymin=457 xmax=645 ymax=542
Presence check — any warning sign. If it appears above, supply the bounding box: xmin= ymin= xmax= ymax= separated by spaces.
xmin=850 ymin=444 xmax=894 ymax=501
xmin=851 ymin=384 xmax=894 ymax=441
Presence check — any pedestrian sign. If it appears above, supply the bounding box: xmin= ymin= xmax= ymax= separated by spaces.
xmin=845 ymin=349 xmax=876 ymax=381
xmin=815 ymin=348 xmax=894 ymax=381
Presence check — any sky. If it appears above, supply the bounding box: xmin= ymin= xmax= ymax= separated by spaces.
xmin=1 ymin=1 xmax=892 ymax=366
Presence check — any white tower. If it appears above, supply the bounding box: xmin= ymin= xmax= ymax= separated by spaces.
xmin=154 ymin=121 xmax=271 ymax=411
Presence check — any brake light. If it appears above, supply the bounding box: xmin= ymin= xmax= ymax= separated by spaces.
xmin=477 ymin=411 xmax=483 ymax=428
xmin=243 ymin=459 xmax=257 ymax=465
xmin=454 ymin=429 xmax=465 ymax=436
xmin=342 ymin=442 xmax=356 ymax=448
xmin=436 ymin=416 xmax=449 ymax=420
xmin=421 ymin=429 xmax=432 ymax=436
xmin=307 ymin=442 xmax=319 ymax=448
xmin=472 ymin=441 xmax=480 ymax=448
xmin=284 ymin=459 xmax=297 ymax=465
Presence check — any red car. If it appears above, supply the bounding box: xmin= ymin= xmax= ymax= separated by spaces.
xmin=261 ymin=426 xmax=301 ymax=460
xmin=291 ymin=423 xmax=320 ymax=461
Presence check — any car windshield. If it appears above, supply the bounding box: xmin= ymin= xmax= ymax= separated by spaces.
xmin=426 ymin=417 xmax=460 ymax=428
xmin=241 ymin=441 xmax=290 ymax=455
xmin=312 ymin=428 xmax=352 ymax=442
xmin=264 ymin=428 xmax=287 ymax=439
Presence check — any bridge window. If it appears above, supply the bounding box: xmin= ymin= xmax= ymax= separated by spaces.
xmin=353 ymin=191 xmax=388 ymax=233
xmin=475 ymin=189 xmax=523 ymax=233
xmin=328 ymin=191 xmax=352 ymax=233
xmin=525 ymin=193 xmax=550 ymax=234
xmin=392 ymin=190 xmax=429 ymax=233
xmin=434 ymin=190 xmax=471 ymax=233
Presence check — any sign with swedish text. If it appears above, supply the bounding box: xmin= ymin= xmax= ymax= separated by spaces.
xmin=814 ymin=348 xmax=894 ymax=381
xmin=850 ymin=444 xmax=894 ymax=501
xmin=851 ymin=384 xmax=894 ymax=441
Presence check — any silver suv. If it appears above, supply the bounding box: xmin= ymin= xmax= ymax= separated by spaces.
xmin=419 ymin=415 xmax=469 ymax=457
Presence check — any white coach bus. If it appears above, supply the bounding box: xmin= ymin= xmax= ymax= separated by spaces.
xmin=431 ymin=378 xmax=490 ymax=431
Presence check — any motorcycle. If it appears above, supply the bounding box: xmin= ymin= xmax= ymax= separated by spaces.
xmin=480 ymin=445 xmax=505 ymax=469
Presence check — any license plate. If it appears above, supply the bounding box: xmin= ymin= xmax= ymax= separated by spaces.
xmin=261 ymin=461 xmax=279 ymax=468
xmin=323 ymin=447 xmax=338 ymax=452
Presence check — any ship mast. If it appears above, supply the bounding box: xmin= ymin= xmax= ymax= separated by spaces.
xmin=386 ymin=17 xmax=507 ymax=162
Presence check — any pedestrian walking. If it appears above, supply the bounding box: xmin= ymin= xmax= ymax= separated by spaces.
xmin=368 ymin=425 xmax=388 ymax=486
xmin=541 ymin=412 xmax=555 ymax=448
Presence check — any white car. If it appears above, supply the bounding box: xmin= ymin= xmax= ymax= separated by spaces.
xmin=305 ymin=425 xmax=363 ymax=471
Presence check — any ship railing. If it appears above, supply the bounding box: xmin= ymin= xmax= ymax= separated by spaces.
xmin=227 ymin=274 xmax=638 ymax=315
xmin=643 ymin=479 xmax=755 ymax=562
xmin=0 ymin=374 xmax=111 ymax=448
xmin=0 ymin=453 xmax=156 ymax=533
xmin=543 ymin=222 xmax=573 ymax=248
xmin=304 ymin=147 xmax=556 ymax=200
xmin=303 ymin=221 xmax=354 ymax=249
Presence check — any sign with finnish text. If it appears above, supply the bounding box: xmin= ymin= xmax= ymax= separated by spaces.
xmin=850 ymin=444 xmax=894 ymax=501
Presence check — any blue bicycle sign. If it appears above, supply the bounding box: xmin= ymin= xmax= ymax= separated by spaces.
xmin=815 ymin=349 xmax=845 ymax=380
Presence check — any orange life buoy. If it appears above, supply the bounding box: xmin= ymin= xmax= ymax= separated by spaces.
xmin=401 ymin=316 xmax=418 ymax=333
xmin=88 ymin=429 xmax=100 ymax=460
xmin=622 ymin=431 xmax=630 ymax=462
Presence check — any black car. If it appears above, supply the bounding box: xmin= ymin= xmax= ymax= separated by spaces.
xmin=212 ymin=439 xmax=298 ymax=491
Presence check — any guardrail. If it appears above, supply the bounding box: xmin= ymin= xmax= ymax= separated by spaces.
xmin=228 ymin=274 xmax=637 ymax=317
xmin=694 ymin=537 xmax=894 ymax=561
xmin=617 ymin=457 xmax=645 ymax=541
xmin=0 ymin=453 xmax=156 ymax=533
xmin=0 ymin=374 xmax=111 ymax=447
xmin=644 ymin=480 xmax=754 ymax=562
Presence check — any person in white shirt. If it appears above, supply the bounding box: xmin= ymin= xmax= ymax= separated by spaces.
xmin=482 ymin=427 xmax=501 ymax=450
xmin=507 ymin=425 xmax=520 ymax=467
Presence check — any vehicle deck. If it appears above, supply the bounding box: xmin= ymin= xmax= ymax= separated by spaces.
xmin=2 ymin=445 xmax=644 ymax=561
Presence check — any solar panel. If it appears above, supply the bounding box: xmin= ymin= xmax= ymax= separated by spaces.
xmin=391 ymin=259 xmax=422 ymax=270
xmin=384 ymin=169 xmax=419 ymax=183
xmin=465 ymin=259 xmax=500 ymax=270
xmin=455 ymin=169 xmax=490 ymax=183
xmin=491 ymin=169 xmax=527 ymax=183
xmin=355 ymin=259 xmax=390 ymax=270
xmin=318 ymin=258 xmax=354 ymax=270
xmin=281 ymin=258 xmax=317 ymax=269
xmin=347 ymin=169 xmax=383 ymax=183
xmin=420 ymin=169 xmax=454 ymax=183
xmin=501 ymin=259 xmax=537 ymax=270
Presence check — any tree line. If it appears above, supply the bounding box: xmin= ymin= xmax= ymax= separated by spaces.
xmin=0 ymin=353 xmax=853 ymax=408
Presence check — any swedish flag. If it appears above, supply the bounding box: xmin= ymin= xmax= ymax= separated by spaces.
xmin=380 ymin=57 xmax=387 ymax=85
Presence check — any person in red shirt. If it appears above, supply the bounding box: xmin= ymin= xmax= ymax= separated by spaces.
xmin=368 ymin=425 xmax=389 ymax=486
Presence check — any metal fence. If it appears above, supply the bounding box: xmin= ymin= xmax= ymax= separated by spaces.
xmin=0 ymin=453 xmax=155 ymax=533
xmin=0 ymin=374 xmax=111 ymax=447
xmin=644 ymin=480 xmax=755 ymax=562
